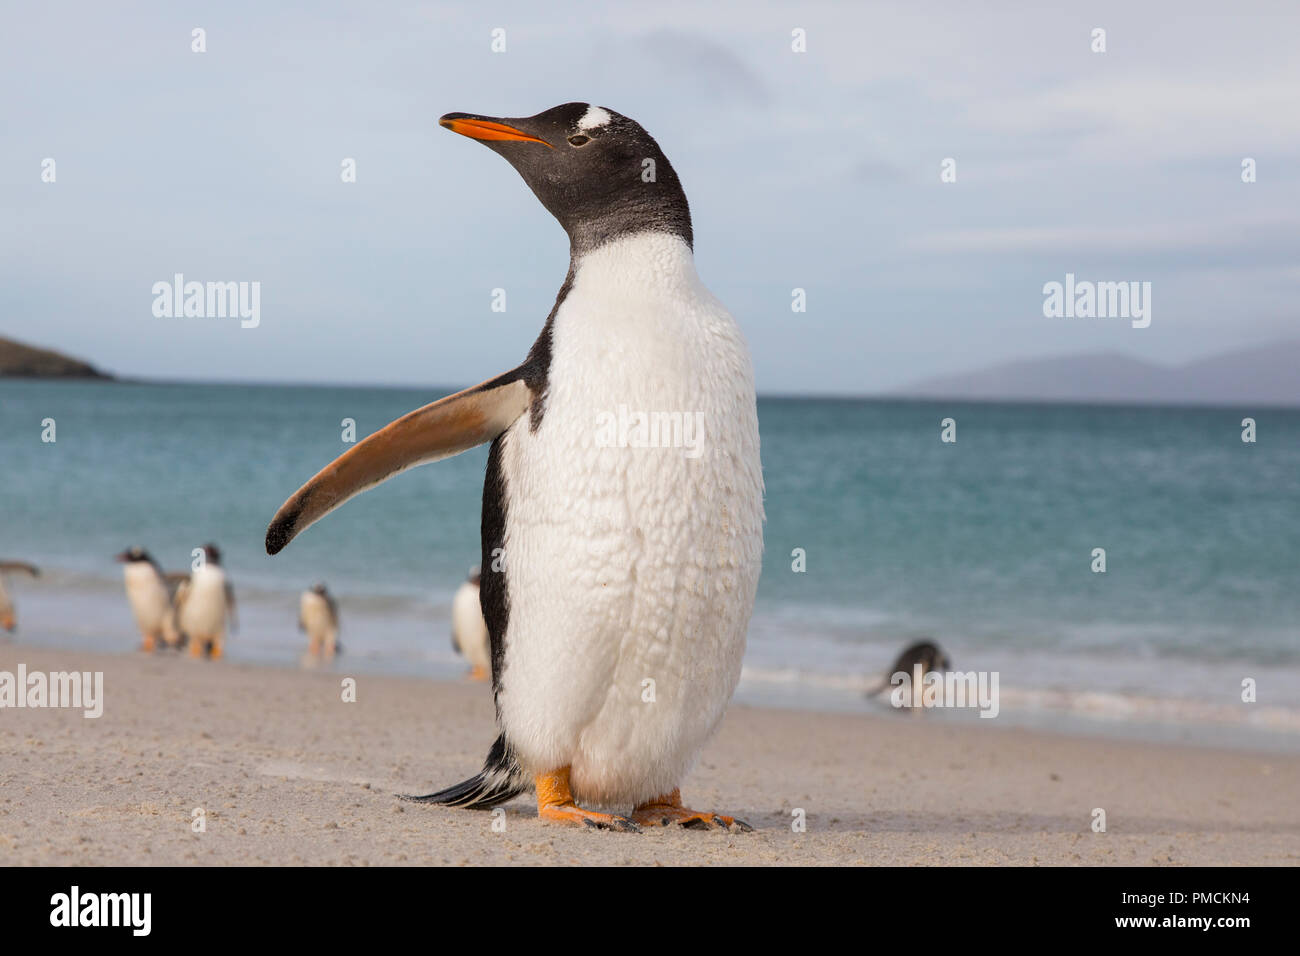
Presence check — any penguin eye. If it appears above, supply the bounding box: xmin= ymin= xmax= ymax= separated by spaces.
xmin=567 ymin=134 xmax=591 ymax=147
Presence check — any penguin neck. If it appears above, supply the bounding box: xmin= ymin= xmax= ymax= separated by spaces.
xmin=569 ymin=231 xmax=700 ymax=292
xmin=562 ymin=185 xmax=693 ymax=259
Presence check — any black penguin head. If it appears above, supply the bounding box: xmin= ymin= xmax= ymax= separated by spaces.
xmin=311 ymin=582 xmax=329 ymax=596
xmin=116 ymin=546 xmax=151 ymax=564
xmin=202 ymin=543 xmax=222 ymax=566
xmin=439 ymin=103 xmax=693 ymax=255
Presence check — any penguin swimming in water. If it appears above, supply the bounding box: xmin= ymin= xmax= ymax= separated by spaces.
xmin=866 ymin=640 xmax=953 ymax=699
xmin=180 ymin=543 xmax=236 ymax=660
xmin=299 ymin=582 xmax=340 ymax=664
xmin=115 ymin=547 xmax=189 ymax=651
xmin=0 ymin=561 xmax=40 ymax=633
xmin=450 ymin=566 xmax=490 ymax=681
xmin=266 ymin=104 xmax=764 ymax=832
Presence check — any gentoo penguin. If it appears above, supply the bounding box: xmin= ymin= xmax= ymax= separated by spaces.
xmin=450 ymin=566 xmax=489 ymax=681
xmin=115 ymin=547 xmax=188 ymax=651
xmin=180 ymin=543 xmax=237 ymax=660
xmin=299 ymin=582 xmax=340 ymax=664
xmin=866 ymin=640 xmax=953 ymax=699
xmin=0 ymin=561 xmax=40 ymax=633
xmin=265 ymin=104 xmax=764 ymax=832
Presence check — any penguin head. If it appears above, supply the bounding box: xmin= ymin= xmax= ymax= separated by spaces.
xmin=439 ymin=103 xmax=692 ymax=255
xmin=116 ymin=546 xmax=151 ymax=564
xmin=467 ymin=565 xmax=481 ymax=587
xmin=310 ymin=582 xmax=329 ymax=596
xmin=202 ymin=543 xmax=222 ymax=566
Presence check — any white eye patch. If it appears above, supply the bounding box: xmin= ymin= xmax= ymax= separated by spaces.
xmin=577 ymin=105 xmax=612 ymax=130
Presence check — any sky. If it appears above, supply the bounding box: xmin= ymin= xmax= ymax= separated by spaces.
xmin=2 ymin=0 xmax=1297 ymax=395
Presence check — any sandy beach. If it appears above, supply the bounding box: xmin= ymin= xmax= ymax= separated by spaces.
xmin=1 ymin=645 xmax=1296 ymax=866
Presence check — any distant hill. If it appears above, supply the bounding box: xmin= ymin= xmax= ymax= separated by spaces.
xmin=894 ymin=341 xmax=1300 ymax=407
xmin=0 ymin=335 xmax=112 ymax=380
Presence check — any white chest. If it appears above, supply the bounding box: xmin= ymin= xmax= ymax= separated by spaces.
xmin=181 ymin=566 xmax=228 ymax=634
xmin=123 ymin=563 xmax=169 ymax=626
xmin=299 ymin=592 xmax=335 ymax=638
xmin=506 ymin=233 xmax=763 ymax=536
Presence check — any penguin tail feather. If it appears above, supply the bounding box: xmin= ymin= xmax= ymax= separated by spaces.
xmin=399 ymin=733 xmax=529 ymax=810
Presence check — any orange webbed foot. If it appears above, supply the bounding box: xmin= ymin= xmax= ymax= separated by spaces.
xmin=631 ymin=789 xmax=754 ymax=832
xmin=535 ymin=768 xmax=640 ymax=833
xmin=538 ymin=803 xmax=641 ymax=832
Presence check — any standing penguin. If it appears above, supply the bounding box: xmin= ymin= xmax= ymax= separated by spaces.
xmin=181 ymin=543 xmax=236 ymax=660
xmin=450 ymin=566 xmax=489 ymax=681
xmin=0 ymin=561 xmax=40 ymax=633
xmin=866 ymin=640 xmax=953 ymax=701
xmin=266 ymin=104 xmax=764 ymax=832
xmin=299 ymin=582 xmax=340 ymax=664
xmin=115 ymin=547 xmax=188 ymax=651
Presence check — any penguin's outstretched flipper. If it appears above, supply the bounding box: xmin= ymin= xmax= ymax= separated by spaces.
xmin=266 ymin=374 xmax=533 ymax=554
xmin=400 ymin=734 xmax=529 ymax=810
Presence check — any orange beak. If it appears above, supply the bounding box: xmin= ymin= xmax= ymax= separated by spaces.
xmin=439 ymin=114 xmax=552 ymax=148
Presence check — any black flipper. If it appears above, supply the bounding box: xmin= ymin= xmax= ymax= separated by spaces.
xmin=400 ymin=734 xmax=528 ymax=810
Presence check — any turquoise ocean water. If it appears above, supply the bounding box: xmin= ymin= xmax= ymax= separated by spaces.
xmin=2 ymin=380 xmax=1298 ymax=749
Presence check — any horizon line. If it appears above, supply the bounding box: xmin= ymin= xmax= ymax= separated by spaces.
xmin=3 ymin=373 xmax=1298 ymax=412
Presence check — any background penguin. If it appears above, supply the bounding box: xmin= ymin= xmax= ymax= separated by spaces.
xmin=265 ymin=103 xmax=764 ymax=832
xmin=450 ymin=566 xmax=489 ymax=681
xmin=866 ymin=640 xmax=953 ymax=699
xmin=0 ymin=561 xmax=40 ymax=633
xmin=299 ymin=582 xmax=340 ymax=664
xmin=180 ymin=543 xmax=236 ymax=660
xmin=115 ymin=547 xmax=189 ymax=651
xmin=167 ymin=578 xmax=190 ymax=648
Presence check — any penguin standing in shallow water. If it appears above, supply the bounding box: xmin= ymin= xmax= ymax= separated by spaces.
xmin=450 ymin=566 xmax=490 ymax=681
xmin=116 ymin=547 xmax=188 ymax=651
xmin=266 ymin=103 xmax=764 ymax=832
xmin=866 ymin=640 xmax=953 ymax=701
xmin=299 ymin=582 xmax=340 ymax=664
xmin=181 ymin=544 xmax=236 ymax=659
xmin=0 ymin=561 xmax=39 ymax=633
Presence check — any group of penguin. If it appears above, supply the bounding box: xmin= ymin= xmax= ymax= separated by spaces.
xmin=115 ymin=544 xmax=239 ymax=659
xmin=0 ymin=545 xmax=491 ymax=678
xmin=117 ymin=546 xmax=490 ymax=675
xmin=5 ymin=545 xmax=938 ymax=693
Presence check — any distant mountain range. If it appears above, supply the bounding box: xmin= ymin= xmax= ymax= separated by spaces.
xmin=893 ymin=341 xmax=1300 ymax=408
xmin=0 ymin=335 xmax=112 ymax=379
xmin=3 ymin=331 xmax=1295 ymax=406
